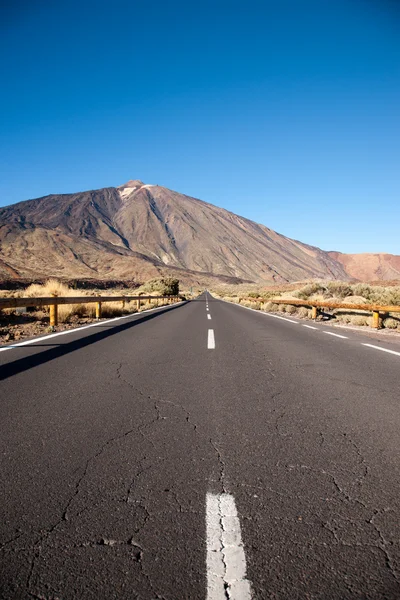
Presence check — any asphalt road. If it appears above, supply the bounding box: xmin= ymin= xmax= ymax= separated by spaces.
xmin=1 ymin=293 xmax=400 ymax=599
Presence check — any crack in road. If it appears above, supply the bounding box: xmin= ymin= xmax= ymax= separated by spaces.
xmin=368 ymin=509 xmax=400 ymax=584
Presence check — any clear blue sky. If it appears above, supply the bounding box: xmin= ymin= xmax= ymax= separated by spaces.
xmin=1 ymin=0 xmax=399 ymax=254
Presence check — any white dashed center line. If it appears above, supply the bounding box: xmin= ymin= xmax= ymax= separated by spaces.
xmin=207 ymin=329 xmax=215 ymax=349
xmin=323 ymin=331 xmax=348 ymax=339
xmin=206 ymin=492 xmax=252 ymax=600
xmin=362 ymin=343 xmax=400 ymax=357
xmin=207 ymin=314 xmax=212 ymax=320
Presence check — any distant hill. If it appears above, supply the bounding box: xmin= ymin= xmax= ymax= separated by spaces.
xmin=0 ymin=179 xmax=386 ymax=284
xmin=328 ymin=252 xmax=400 ymax=282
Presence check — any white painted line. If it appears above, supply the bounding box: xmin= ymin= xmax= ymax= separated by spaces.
xmin=208 ymin=329 xmax=215 ymax=349
xmin=302 ymin=324 xmax=318 ymax=330
xmin=323 ymin=331 xmax=348 ymax=339
xmin=207 ymin=314 xmax=212 ymax=320
xmin=224 ymin=301 xmax=299 ymax=324
xmin=362 ymin=343 xmax=400 ymax=357
xmin=0 ymin=303 xmax=183 ymax=352
xmin=206 ymin=493 xmax=251 ymax=600
xmin=207 ymin=308 xmax=210 ymax=312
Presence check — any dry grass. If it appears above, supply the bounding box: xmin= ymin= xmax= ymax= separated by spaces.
xmin=24 ymin=279 xmax=89 ymax=323
xmin=212 ymin=280 xmax=400 ymax=331
xmin=1 ymin=279 xmax=146 ymax=323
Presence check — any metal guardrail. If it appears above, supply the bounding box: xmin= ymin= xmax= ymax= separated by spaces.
xmin=0 ymin=295 xmax=183 ymax=326
xmin=240 ymin=297 xmax=400 ymax=329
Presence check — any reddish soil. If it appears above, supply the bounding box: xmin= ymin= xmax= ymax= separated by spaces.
xmin=0 ymin=312 xmax=98 ymax=345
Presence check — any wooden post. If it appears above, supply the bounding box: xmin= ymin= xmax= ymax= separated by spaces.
xmin=96 ymin=301 xmax=102 ymax=319
xmin=50 ymin=293 xmax=58 ymax=327
xmin=311 ymin=306 xmax=318 ymax=319
xmin=136 ymin=299 xmax=140 ymax=311
xmin=122 ymin=296 xmax=126 ymax=309
xmin=372 ymin=310 xmax=380 ymax=329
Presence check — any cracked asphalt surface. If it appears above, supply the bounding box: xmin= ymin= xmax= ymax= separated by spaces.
xmin=1 ymin=293 xmax=400 ymax=599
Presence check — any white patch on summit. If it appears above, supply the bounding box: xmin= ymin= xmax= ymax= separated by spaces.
xmin=119 ymin=187 xmax=137 ymax=198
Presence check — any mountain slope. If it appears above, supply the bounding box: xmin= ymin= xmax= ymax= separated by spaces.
xmin=0 ymin=180 xmax=349 ymax=283
xmin=329 ymin=252 xmax=400 ymax=282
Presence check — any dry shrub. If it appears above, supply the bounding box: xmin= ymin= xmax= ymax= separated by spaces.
xmin=325 ymin=282 xmax=353 ymax=299
xmin=25 ymin=279 xmax=87 ymax=323
xmin=137 ymin=277 xmax=179 ymax=296
xmin=369 ymin=287 xmax=400 ymax=306
xmin=297 ymin=307 xmax=309 ymax=318
xmin=350 ymin=315 xmax=371 ymax=327
xmin=341 ymin=295 xmax=369 ymax=305
xmin=295 ymin=282 xmax=327 ymax=300
xmin=294 ymin=281 xmax=353 ymax=301
xmin=285 ymin=305 xmax=297 ymax=314
xmin=334 ymin=312 xmax=373 ymax=327
xmin=334 ymin=313 xmax=352 ymax=324
xmin=25 ymin=279 xmax=75 ymax=298
xmin=309 ymin=293 xmax=327 ymax=303
xmin=353 ymin=283 xmax=373 ymax=299
xmin=383 ymin=317 xmax=400 ymax=330
xmin=263 ymin=301 xmax=279 ymax=312
xmin=240 ymin=300 xmax=261 ymax=309
xmin=140 ymin=301 xmax=154 ymax=311
xmin=125 ymin=301 xmax=139 ymax=313
xmin=100 ymin=303 xmax=124 ymax=318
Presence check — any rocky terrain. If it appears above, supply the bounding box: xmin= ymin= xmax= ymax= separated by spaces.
xmin=0 ymin=179 xmax=396 ymax=283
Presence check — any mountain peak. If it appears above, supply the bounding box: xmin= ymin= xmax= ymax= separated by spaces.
xmin=117 ymin=179 xmax=144 ymax=189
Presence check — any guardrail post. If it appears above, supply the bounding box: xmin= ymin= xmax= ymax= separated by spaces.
xmin=96 ymin=300 xmax=102 ymax=319
xmin=136 ymin=299 xmax=140 ymax=310
xmin=372 ymin=310 xmax=380 ymax=329
xmin=50 ymin=293 xmax=58 ymax=327
xmin=122 ymin=296 xmax=126 ymax=309
xmin=311 ymin=306 xmax=318 ymax=320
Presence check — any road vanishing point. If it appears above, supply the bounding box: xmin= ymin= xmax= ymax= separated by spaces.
xmin=1 ymin=293 xmax=400 ymax=599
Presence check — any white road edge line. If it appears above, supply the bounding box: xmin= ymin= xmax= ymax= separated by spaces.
xmin=303 ymin=324 xmax=318 ymax=330
xmin=207 ymin=314 xmax=212 ymax=320
xmin=206 ymin=492 xmax=252 ymax=600
xmin=362 ymin=343 xmax=400 ymax=357
xmin=230 ymin=302 xmax=298 ymax=324
xmin=0 ymin=303 xmax=183 ymax=352
xmin=207 ymin=329 xmax=215 ymax=349
xmin=323 ymin=331 xmax=348 ymax=339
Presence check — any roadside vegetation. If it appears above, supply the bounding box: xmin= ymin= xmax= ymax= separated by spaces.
xmin=210 ymin=280 xmax=400 ymax=332
xmin=0 ymin=278 xmax=181 ymax=343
